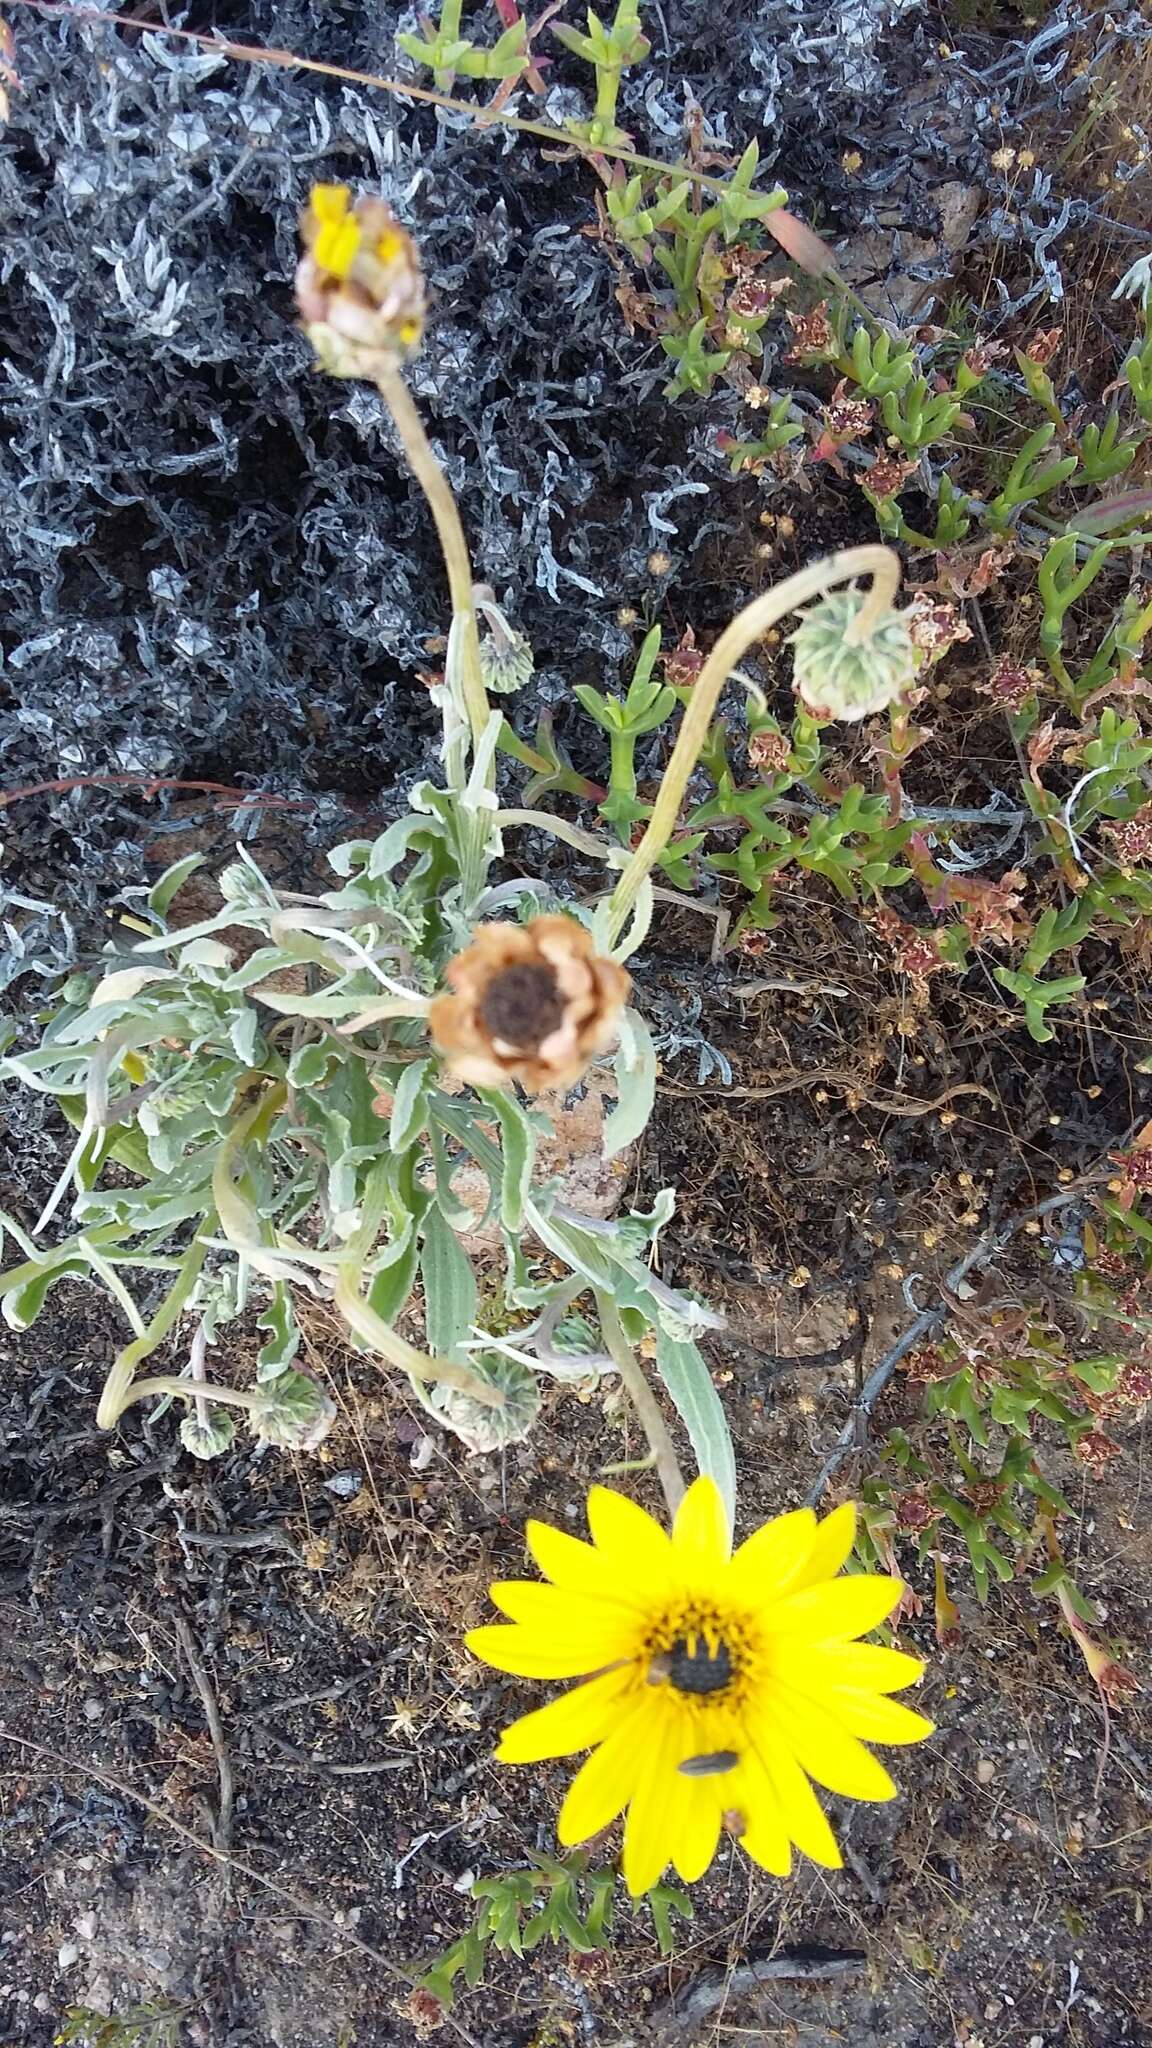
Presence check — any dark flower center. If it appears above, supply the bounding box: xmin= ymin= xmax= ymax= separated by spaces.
xmin=667 ymin=1637 xmax=733 ymax=1696
xmin=480 ymin=962 xmax=565 ymax=1051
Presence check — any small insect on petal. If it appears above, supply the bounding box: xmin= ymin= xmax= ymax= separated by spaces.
xmin=678 ymin=1750 xmax=740 ymax=1777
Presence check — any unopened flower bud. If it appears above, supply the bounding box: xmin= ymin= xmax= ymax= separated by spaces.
xmin=789 ymin=590 xmax=917 ymax=721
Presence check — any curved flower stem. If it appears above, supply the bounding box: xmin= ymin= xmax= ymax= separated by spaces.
xmin=595 ymin=1290 xmax=685 ymax=1520
xmin=114 ymin=1375 xmax=268 ymax=1417
xmin=606 ymin=544 xmax=902 ymax=947
xmin=495 ymin=808 xmax=627 ymax=864
xmin=373 ymin=358 xmax=491 ymax=759
xmin=96 ymin=1226 xmax=212 ymax=1429
xmin=333 ymin=1265 xmax=506 ymax=1407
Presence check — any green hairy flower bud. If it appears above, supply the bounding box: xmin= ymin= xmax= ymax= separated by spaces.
xmin=789 ymin=589 xmax=917 ymax=721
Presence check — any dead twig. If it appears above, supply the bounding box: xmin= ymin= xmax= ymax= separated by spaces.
xmin=0 ymin=770 xmax=361 ymax=815
xmin=256 ymin=1726 xmax=411 ymax=1776
xmin=239 ymin=1669 xmax=380 ymax=1724
xmin=174 ymin=1616 xmax=234 ymax=1860
xmin=807 ymin=1191 xmax=1080 ymax=1505
xmin=661 ymin=1071 xmax=999 ymax=1118
xmin=661 ymin=1950 xmax=866 ymax=2031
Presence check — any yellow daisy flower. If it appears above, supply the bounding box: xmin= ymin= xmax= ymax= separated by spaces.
xmin=466 ymin=1476 xmax=934 ymax=1896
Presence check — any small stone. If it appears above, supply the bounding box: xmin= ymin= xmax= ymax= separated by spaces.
xmin=976 ymin=1758 xmax=996 ymax=1784
xmin=82 ymin=1697 xmax=103 ymax=1722
xmin=57 ymin=1942 xmax=80 ymax=1969
xmin=74 ymin=1912 xmax=97 ymax=1941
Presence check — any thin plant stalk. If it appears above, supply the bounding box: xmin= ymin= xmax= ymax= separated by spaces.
xmin=595 ymin=1289 xmax=685 ymax=1518
xmin=373 ymin=357 xmax=491 ymax=754
xmin=333 ymin=1265 xmax=507 ymax=1405
xmin=606 ymin=543 xmax=902 ymax=945
xmin=97 ymin=1227 xmax=212 ymax=1428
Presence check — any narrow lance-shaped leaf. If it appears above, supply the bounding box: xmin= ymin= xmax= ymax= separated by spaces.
xmin=420 ymin=1201 xmax=478 ymax=1360
xmin=602 ymin=1007 xmax=656 ymax=1159
xmin=478 ymin=1086 xmax=536 ymax=1231
xmin=655 ymin=1328 xmax=737 ymax=1535
xmin=390 ymin=1057 xmax=432 ymax=1153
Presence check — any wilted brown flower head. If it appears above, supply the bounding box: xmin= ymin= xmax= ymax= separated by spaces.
xmin=871 ymin=908 xmax=949 ymax=988
xmin=955 ymin=868 xmax=1025 ymax=949
xmin=296 ymin=184 xmax=425 ymax=377
xmin=662 ymin=624 xmax=705 ymax=690
xmin=1105 ymin=803 xmax=1152 ymax=871
xmin=894 ymin=1488 xmax=938 ymax=1531
xmin=962 ymin=338 xmax=1008 ymax=380
xmin=727 ymin=279 xmax=775 ymax=323
xmin=747 ymin=728 xmax=792 ymax=775
xmin=902 ymin=1343 xmax=956 ymax=1384
xmin=859 ymin=452 xmax=918 ymax=500
xmin=823 ymin=379 xmax=874 ymax=444
xmin=784 ymin=302 xmax=835 ymax=362
xmin=1025 ymin=325 xmax=1063 ymax=366
xmin=903 ymin=594 xmax=974 ymax=662
xmin=979 ymin=655 xmax=1041 ymax=711
xmin=1117 ymin=1358 xmax=1152 ymax=1405
xmin=428 ymin=917 xmax=630 ymax=1095
xmin=1075 ymin=1426 xmax=1122 ymax=1475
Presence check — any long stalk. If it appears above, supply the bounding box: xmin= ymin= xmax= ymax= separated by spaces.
xmin=96 ymin=1227 xmax=212 ymax=1429
xmin=373 ymin=359 xmax=491 ymax=754
xmin=606 ymin=544 xmax=902 ymax=945
xmin=333 ymin=1265 xmax=506 ymax=1406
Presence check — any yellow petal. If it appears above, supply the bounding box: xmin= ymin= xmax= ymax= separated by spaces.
xmin=558 ymin=1705 xmax=652 ymax=1844
xmin=486 ymin=1580 xmax=639 ymax=1661
xmin=526 ymin=1520 xmax=652 ymax=1609
xmin=465 ymin=1623 xmax=631 ymax=1680
xmin=670 ymin=1778 xmax=723 ymax=1886
xmin=788 ymin=1501 xmax=857 ymax=1589
xmin=804 ymin=1643 xmax=925 ymax=1694
xmin=730 ymin=1753 xmax=792 ymax=1876
xmin=761 ymin=1693 xmax=897 ymax=1802
xmin=313 ymin=215 xmax=362 ymax=279
xmin=310 ymin=182 xmax=351 ymax=222
xmin=768 ymin=1573 xmax=902 ymax=1641
xmin=826 ymin=1691 xmax=935 ymax=1746
xmin=586 ymin=1485 xmax=676 ymax=1592
xmin=672 ymin=1475 xmax=732 ymax=1576
xmin=753 ymin=1738 xmax=843 ymax=1868
xmin=727 ymin=1506 xmax=817 ymax=1604
xmin=621 ymin=1711 xmax=684 ymax=1895
xmin=496 ymin=1669 xmax=635 ymax=1763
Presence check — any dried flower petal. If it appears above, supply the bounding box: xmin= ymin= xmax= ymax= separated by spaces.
xmin=903 ymin=594 xmax=973 ymax=662
xmin=429 ymin=916 xmax=629 ymax=1094
xmin=296 ymin=183 xmax=425 ymax=377
xmin=1105 ymin=804 xmax=1152 ymax=871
